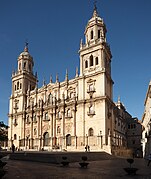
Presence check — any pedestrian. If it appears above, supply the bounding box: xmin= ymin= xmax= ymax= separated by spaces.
xmin=147 ymin=153 xmax=151 ymax=166
xmin=85 ymin=145 xmax=87 ymax=152
xmin=12 ymin=144 xmax=15 ymax=153
xmin=88 ymin=145 xmax=90 ymax=152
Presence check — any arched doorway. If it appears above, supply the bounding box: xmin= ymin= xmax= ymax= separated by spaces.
xmin=43 ymin=132 xmax=49 ymax=146
xmin=88 ymin=128 xmax=95 ymax=146
xmin=88 ymin=128 xmax=94 ymax=136
xmin=66 ymin=134 xmax=71 ymax=146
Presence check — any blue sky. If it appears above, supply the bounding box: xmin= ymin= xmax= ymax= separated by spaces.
xmin=0 ymin=0 xmax=151 ymax=124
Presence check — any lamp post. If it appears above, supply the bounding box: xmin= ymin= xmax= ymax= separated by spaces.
xmin=38 ymin=135 xmax=41 ymax=151
xmin=86 ymin=134 xmax=88 ymax=146
xmin=100 ymin=131 xmax=103 ymax=149
xmin=19 ymin=136 xmax=20 ymax=151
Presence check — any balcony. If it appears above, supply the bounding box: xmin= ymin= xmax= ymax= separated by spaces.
xmin=87 ymin=110 xmax=95 ymax=116
xmin=43 ymin=117 xmax=50 ymax=122
xmin=87 ymin=87 xmax=96 ymax=93
xmin=65 ymin=114 xmax=72 ymax=119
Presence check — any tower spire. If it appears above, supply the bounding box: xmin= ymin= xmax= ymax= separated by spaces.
xmin=50 ymin=75 xmax=53 ymax=83
xmin=94 ymin=0 xmax=97 ymax=10
xmin=56 ymin=73 xmax=59 ymax=83
xmin=118 ymin=95 xmax=121 ymax=103
xmin=24 ymin=41 xmax=28 ymax=52
xmin=75 ymin=67 xmax=78 ymax=77
xmin=65 ymin=69 xmax=68 ymax=81
xmin=93 ymin=0 xmax=98 ymax=17
xmin=43 ymin=78 xmax=46 ymax=86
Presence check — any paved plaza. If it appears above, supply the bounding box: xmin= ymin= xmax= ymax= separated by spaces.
xmin=1 ymin=153 xmax=151 ymax=179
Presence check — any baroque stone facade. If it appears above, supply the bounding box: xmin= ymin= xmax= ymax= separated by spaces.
xmin=8 ymin=6 xmax=132 ymax=153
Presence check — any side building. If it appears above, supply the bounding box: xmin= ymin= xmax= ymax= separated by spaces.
xmin=127 ymin=117 xmax=142 ymax=157
xmin=142 ymin=81 xmax=151 ymax=158
xmin=8 ymin=6 xmax=134 ymax=154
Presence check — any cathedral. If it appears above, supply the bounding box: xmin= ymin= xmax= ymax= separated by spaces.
xmin=8 ymin=5 xmax=132 ymax=154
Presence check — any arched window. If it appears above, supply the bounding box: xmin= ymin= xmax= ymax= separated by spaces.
xmin=17 ymin=81 xmax=19 ymax=90
xmin=48 ymin=93 xmax=52 ymax=103
xmin=88 ymin=128 xmax=94 ymax=136
xmin=98 ymin=29 xmax=100 ymax=39
xmin=58 ymin=111 xmax=62 ymax=119
xmin=20 ymin=83 xmax=22 ymax=89
xmin=14 ymin=118 xmax=17 ymax=125
xmin=57 ymin=126 xmax=61 ymax=134
xmin=19 ymin=63 xmax=21 ymax=70
xmin=89 ymin=105 xmax=94 ymax=114
xmin=44 ymin=112 xmax=48 ymax=120
xmin=29 ymin=64 xmax=31 ymax=71
xmin=34 ymin=128 xmax=37 ymax=135
xmin=33 ymin=115 xmax=37 ymax=122
xmin=70 ymin=92 xmax=74 ymax=98
xmin=43 ymin=132 xmax=49 ymax=146
xmin=66 ymin=134 xmax=71 ymax=146
xmin=14 ymin=134 xmax=17 ymax=140
xmin=90 ymin=55 xmax=93 ymax=66
xmin=85 ymin=60 xmax=88 ymax=68
xmin=15 ymin=85 xmax=17 ymax=91
xmin=89 ymin=84 xmax=94 ymax=92
xmin=24 ymin=62 xmax=26 ymax=69
xmin=91 ymin=30 xmax=93 ymax=39
xmin=67 ymin=109 xmax=71 ymax=118
xmin=95 ymin=57 xmax=99 ymax=65
xmin=26 ymin=115 xmax=30 ymax=123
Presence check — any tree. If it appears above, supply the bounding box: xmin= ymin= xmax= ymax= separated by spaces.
xmin=0 ymin=121 xmax=8 ymax=141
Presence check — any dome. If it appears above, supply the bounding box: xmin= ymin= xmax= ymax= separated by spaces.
xmin=87 ymin=8 xmax=104 ymax=27
xmin=19 ymin=51 xmax=32 ymax=57
xmin=18 ymin=43 xmax=33 ymax=60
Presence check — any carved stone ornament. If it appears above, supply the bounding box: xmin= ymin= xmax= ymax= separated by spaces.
xmin=25 ymin=129 xmax=30 ymax=136
xmin=42 ymin=125 xmax=49 ymax=133
xmin=66 ymin=123 xmax=72 ymax=133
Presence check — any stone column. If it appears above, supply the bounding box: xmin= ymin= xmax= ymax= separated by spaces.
xmin=50 ymin=112 xmax=53 ymax=147
xmin=80 ymin=55 xmax=83 ymax=76
xmin=37 ymin=115 xmax=40 ymax=137
xmin=23 ymin=111 xmax=26 ymax=147
xmin=53 ymin=111 xmax=56 ymax=146
xmin=83 ymin=103 xmax=86 ymax=146
xmin=72 ymin=106 xmax=77 ymax=148
xmin=94 ymin=24 xmax=97 ymax=42
xmin=101 ymin=47 xmax=105 ymax=69
xmin=30 ymin=115 xmax=33 ymax=149
xmin=41 ymin=137 xmax=44 ymax=149
xmin=25 ymin=136 xmax=27 ymax=149
xmin=61 ymin=96 xmax=65 ymax=148
xmin=38 ymin=112 xmax=43 ymax=150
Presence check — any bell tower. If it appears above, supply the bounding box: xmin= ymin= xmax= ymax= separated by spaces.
xmin=79 ymin=4 xmax=113 ymax=99
xmin=12 ymin=43 xmax=37 ymax=96
xmin=8 ymin=43 xmax=37 ymax=147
